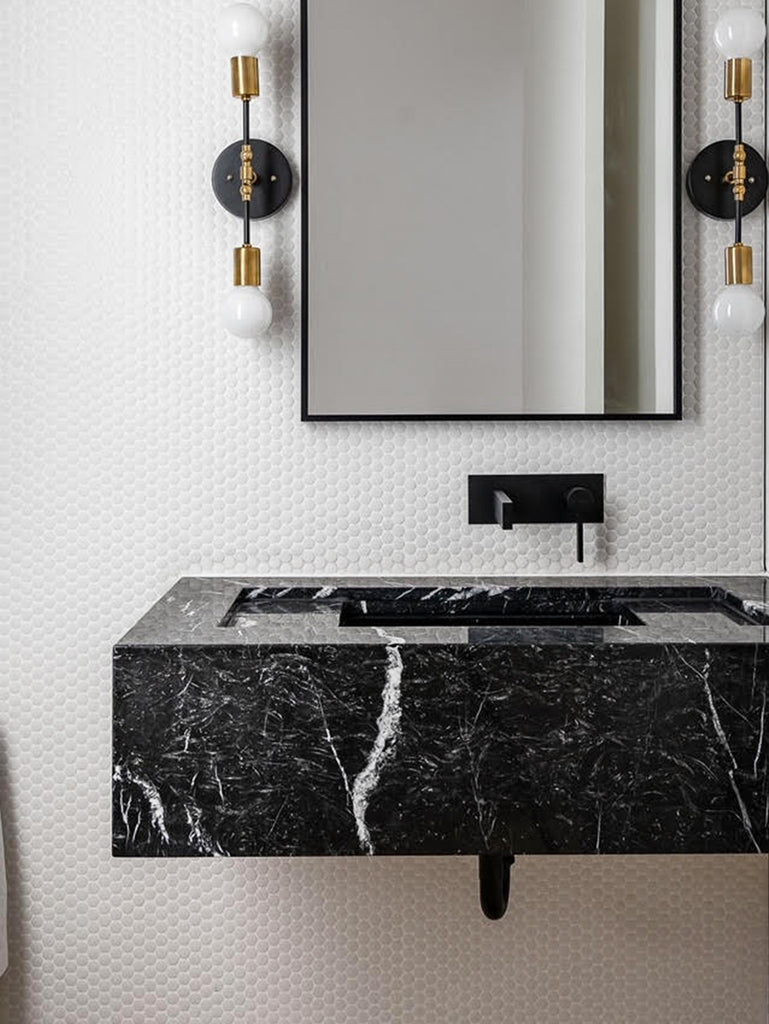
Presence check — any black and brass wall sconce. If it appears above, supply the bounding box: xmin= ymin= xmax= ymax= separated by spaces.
xmin=213 ymin=4 xmax=293 ymax=338
xmin=687 ymin=7 xmax=767 ymax=337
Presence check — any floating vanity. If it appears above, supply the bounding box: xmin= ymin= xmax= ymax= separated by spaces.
xmin=114 ymin=575 xmax=768 ymax=892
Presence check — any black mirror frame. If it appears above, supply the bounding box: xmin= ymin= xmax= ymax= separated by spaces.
xmin=300 ymin=0 xmax=683 ymax=422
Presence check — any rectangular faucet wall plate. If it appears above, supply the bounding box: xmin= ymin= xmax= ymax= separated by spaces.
xmin=468 ymin=475 xmax=606 ymax=525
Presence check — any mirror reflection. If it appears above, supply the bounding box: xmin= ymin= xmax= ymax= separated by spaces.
xmin=303 ymin=0 xmax=679 ymax=419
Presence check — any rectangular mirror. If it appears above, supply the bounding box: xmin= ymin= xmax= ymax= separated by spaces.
xmin=301 ymin=0 xmax=681 ymax=420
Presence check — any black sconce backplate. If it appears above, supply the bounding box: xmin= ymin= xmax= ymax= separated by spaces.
xmin=212 ymin=138 xmax=293 ymax=219
xmin=686 ymin=140 xmax=768 ymax=219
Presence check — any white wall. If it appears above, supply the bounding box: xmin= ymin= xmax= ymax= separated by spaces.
xmin=0 ymin=1 xmax=767 ymax=1022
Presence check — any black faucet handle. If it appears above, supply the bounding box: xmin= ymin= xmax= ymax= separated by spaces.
xmin=565 ymin=486 xmax=597 ymax=564
xmin=565 ymin=486 xmax=597 ymax=518
xmin=574 ymin=522 xmax=585 ymax=563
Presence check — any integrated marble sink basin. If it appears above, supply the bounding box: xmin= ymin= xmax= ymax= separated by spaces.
xmin=223 ymin=584 xmax=767 ymax=630
xmin=113 ymin=576 xmax=769 ymax=860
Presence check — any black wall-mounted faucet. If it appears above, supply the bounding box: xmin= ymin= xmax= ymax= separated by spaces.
xmin=468 ymin=474 xmax=605 ymax=564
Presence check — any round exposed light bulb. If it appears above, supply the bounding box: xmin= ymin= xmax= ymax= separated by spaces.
xmin=218 ymin=3 xmax=269 ymax=56
xmin=713 ymin=284 xmax=765 ymax=336
xmin=222 ymin=286 xmax=273 ymax=338
xmin=714 ymin=9 xmax=766 ymax=59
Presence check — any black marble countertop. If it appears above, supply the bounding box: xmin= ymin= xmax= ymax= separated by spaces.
xmin=117 ymin=575 xmax=769 ymax=647
xmin=114 ymin=576 xmax=769 ymax=858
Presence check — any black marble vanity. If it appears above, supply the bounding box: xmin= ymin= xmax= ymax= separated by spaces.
xmin=113 ymin=577 xmax=769 ymax=861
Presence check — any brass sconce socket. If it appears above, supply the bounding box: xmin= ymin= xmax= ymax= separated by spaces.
xmin=725 ymin=243 xmax=754 ymax=285
xmin=729 ymin=142 xmax=748 ymax=202
xmin=724 ymin=57 xmax=752 ymax=102
xmin=240 ymin=144 xmax=257 ymax=202
xmin=231 ymin=56 xmax=260 ymax=99
xmin=234 ymin=245 xmax=262 ymax=287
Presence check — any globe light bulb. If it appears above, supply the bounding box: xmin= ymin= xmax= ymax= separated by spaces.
xmin=218 ymin=3 xmax=269 ymax=56
xmin=222 ymin=286 xmax=273 ymax=338
xmin=714 ymin=9 xmax=766 ymax=59
xmin=713 ymin=284 xmax=766 ymax=336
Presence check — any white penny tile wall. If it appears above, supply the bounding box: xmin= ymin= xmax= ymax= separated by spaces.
xmin=0 ymin=0 xmax=766 ymax=1021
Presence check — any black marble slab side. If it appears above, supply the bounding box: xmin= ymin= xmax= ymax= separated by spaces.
xmin=113 ymin=577 xmax=769 ymax=858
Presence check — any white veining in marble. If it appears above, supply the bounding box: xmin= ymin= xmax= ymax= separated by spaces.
xmin=351 ymin=644 xmax=404 ymax=855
